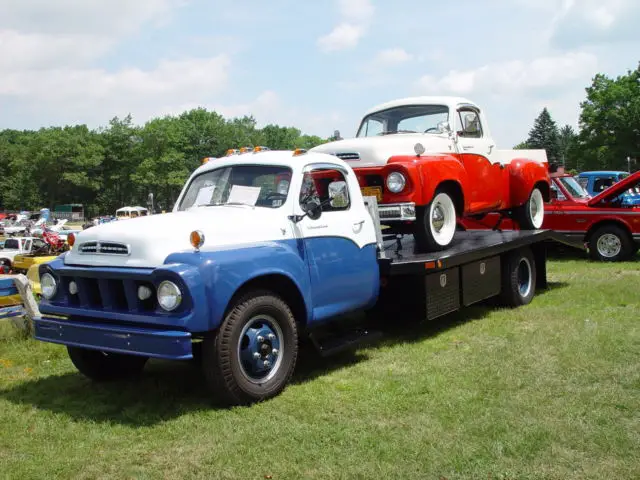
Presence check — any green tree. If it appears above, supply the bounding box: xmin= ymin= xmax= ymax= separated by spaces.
xmin=577 ymin=63 xmax=640 ymax=172
xmin=525 ymin=108 xmax=561 ymax=163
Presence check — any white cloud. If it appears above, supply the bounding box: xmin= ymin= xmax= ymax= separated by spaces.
xmin=0 ymin=30 xmax=111 ymax=71
xmin=0 ymin=0 xmax=186 ymax=35
xmin=373 ymin=48 xmax=413 ymax=65
xmin=416 ymin=52 xmax=598 ymax=96
xmin=0 ymin=55 xmax=231 ymax=125
xmin=317 ymin=23 xmax=365 ymax=52
xmin=317 ymin=0 xmax=374 ymax=52
xmin=548 ymin=0 xmax=640 ymax=47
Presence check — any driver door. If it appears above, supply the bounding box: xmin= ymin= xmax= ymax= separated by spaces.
xmin=454 ymin=107 xmax=503 ymax=212
xmin=294 ymin=164 xmax=379 ymax=323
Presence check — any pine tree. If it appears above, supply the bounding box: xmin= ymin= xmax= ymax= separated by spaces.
xmin=526 ymin=108 xmax=561 ymax=163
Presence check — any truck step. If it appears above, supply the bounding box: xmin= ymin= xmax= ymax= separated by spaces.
xmin=309 ymin=328 xmax=383 ymax=357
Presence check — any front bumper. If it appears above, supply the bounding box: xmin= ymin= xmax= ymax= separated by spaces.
xmin=377 ymin=202 xmax=416 ymax=221
xmin=34 ymin=315 xmax=193 ymax=360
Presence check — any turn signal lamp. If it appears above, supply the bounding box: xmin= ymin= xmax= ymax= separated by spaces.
xmin=67 ymin=233 xmax=75 ymax=247
xmin=293 ymin=148 xmax=307 ymax=156
xmin=190 ymin=230 xmax=205 ymax=251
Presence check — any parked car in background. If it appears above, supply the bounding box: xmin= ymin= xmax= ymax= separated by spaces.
xmin=576 ymin=170 xmax=640 ymax=206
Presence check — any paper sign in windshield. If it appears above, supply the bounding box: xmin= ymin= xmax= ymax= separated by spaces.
xmin=195 ymin=185 xmax=216 ymax=206
xmin=228 ymin=185 xmax=261 ymax=206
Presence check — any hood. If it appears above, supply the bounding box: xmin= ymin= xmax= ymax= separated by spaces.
xmin=310 ymin=134 xmax=454 ymax=167
xmin=587 ymin=170 xmax=640 ymax=207
xmin=63 ymin=206 xmax=292 ymax=268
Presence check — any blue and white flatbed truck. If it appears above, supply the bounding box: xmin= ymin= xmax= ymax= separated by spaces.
xmin=33 ymin=148 xmax=557 ymax=406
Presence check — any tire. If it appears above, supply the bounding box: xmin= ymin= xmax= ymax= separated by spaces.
xmin=499 ymin=247 xmax=537 ymax=307
xmin=414 ymin=189 xmax=458 ymax=252
xmin=202 ymin=290 xmax=298 ymax=406
xmin=515 ymin=187 xmax=545 ymax=230
xmin=67 ymin=347 xmax=148 ymax=381
xmin=588 ymin=225 xmax=634 ymax=262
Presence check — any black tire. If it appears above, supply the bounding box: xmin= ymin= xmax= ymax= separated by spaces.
xmin=588 ymin=225 xmax=634 ymax=262
xmin=515 ymin=187 xmax=545 ymax=230
xmin=414 ymin=188 xmax=458 ymax=252
xmin=499 ymin=247 xmax=537 ymax=307
xmin=67 ymin=346 xmax=148 ymax=381
xmin=202 ymin=290 xmax=298 ymax=406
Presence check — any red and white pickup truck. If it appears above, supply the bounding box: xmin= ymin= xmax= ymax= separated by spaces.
xmin=461 ymin=168 xmax=640 ymax=262
xmin=310 ymin=96 xmax=551 ymax=252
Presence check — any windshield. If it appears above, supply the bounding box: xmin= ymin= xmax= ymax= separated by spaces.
xmin=3 ymin=239 xmax=20 ymax=250
xmin=558 ymin=176 xmax=590 ymax=199
xmin=178 ymin=164 xmax=293 ymax=211
xmin=356 ymin=104 xmax=449 ymax=137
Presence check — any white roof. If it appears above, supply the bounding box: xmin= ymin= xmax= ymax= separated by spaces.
xmin=363 ymin=96 xmax=480 ymax=117
xmin=191 ymin=150 xmax=349 ymax=177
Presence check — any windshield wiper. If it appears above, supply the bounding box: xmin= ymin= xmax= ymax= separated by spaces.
xmin=377 ymin=129 xmax=417 ymax=135
xmin=201 ymin=202 xmax=255 ymax=208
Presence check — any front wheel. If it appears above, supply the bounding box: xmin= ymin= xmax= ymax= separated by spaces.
xmin=588 ymin=225 xmax=634 ymax=262
xmin=515 ymin=187 xmax=545 ymax=230
xmin=67 ymin=347 xmax=148 ymax=381
xmin=202 ymin=291 xmax=298 ymax=406
xmin=414 ymin=190 xmax=458 ymax=252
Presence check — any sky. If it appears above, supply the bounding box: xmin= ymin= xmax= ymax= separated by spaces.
xmin=0 ymin=0 xmax=638 ymax=147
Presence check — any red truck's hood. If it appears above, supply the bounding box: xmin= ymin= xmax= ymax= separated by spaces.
xmin=587 ymin=170 xmax=640 ymax=207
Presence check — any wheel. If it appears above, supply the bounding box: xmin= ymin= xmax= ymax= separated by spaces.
xmin=588 ymin=225 xmax=634 ymax=262
xmin=499 ymin=247 xmax=537 ymax=307
xmin=202 ymin=290 xmax=298 ymax=406
xmin=67 ymin=347 xmax=148 ymax=381
xmin=414 ymin=189 xmax=458 ymax=252
xmin=515 ymin=187 xmax=544 ymax=230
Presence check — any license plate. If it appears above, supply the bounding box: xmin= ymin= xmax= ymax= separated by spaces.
xmin=361 ymin=186 xmax=382 ymax=202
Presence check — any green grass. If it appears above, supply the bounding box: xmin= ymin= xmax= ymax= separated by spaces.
xmin=1 ymin=252 xmax=639 ymax=479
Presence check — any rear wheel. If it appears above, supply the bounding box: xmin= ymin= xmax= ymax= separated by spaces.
xmin=414 ymin=189 xmax=458 ymax=252
xmin=515 ymin=187 xmax=544 ymax=230
xmin=588 ymin=225 xmax=634 ymax=262
xmin=499 ymin=247 xmax=537 ymax=307
xmin=67 ymin=347 xmax=148 ymax=381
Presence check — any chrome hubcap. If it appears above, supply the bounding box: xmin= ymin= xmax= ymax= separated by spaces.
xmin=596 ymin=234 xmax=621 ymax=258
xmin=432 ymin=205 xmax=445 ymax=232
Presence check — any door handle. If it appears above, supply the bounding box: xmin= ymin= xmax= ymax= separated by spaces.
xmin=353 ymin=220 xmax=365 ymax=226
xmin=462 ymin=145 xmax=473 ymax=150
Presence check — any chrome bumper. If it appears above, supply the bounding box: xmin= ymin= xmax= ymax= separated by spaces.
xmin=378 ymin=202 xmax=416 ymax=221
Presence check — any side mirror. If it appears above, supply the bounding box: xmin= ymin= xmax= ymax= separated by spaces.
xmin=328 ymin=180 xmax=349 ymax=208
xmin=550 ymin=188 xmax=558 ymax=201
xmin=302 ymin=197 xmax=322 ymax=220
xmin=437 ymin=121 xmax=452 ymax=134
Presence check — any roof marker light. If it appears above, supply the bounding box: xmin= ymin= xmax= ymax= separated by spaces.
xmin=293 ymin=148 xmax=307 ymax=156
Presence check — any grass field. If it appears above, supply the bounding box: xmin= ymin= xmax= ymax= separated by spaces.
xmin=1 ymin=250 xmax=639 ymax=479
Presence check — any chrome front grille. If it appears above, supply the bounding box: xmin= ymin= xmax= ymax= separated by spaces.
xmin=78 ymin=241 xmax=130 ymax=255
xmin=334 ymin=152 xmax=360 ymax=161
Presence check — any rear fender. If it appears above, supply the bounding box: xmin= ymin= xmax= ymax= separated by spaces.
xmin=507 ymin=160 xmax=551 ymax=207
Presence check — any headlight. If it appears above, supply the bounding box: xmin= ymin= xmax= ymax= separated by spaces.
xmin=41 ymin=273 xmax=57 ymax=299
xmin=157 ymin=281 xmax=182 ymax=311
xmin=386 ymin=172 xmax=406 ymax=193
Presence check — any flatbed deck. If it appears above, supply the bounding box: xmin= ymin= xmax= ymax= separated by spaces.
xmin=379 ymin=230 xmax=558 ymax=275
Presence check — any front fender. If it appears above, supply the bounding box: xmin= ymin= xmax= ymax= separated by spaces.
xmin=507 ymin=160 xmax=550 ymax=207
xmin=164 ymin=239 xmax=311 ymax=332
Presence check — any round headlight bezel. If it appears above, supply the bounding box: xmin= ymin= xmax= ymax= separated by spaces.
xmin=41 ymin=272 xmax=57 ymax=300
xmin=386 ymin=172 xmax=406 ymax=193
xmin=156 ymin=280 xmax=182 ymax=312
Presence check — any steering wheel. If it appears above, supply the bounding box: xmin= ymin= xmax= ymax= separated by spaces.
xmin=424 ymin=127 xmax=438 ymax=133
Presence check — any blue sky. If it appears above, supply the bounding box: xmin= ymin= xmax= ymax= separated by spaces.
xmin=0 ymin=0 xmax=638 ymax=147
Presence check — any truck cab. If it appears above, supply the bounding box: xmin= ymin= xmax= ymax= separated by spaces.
xmin=310 ymin=96 xmax=550 ymax=252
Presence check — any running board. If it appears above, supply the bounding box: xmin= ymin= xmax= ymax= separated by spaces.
xmin=309 ymin=328 xmax=383 ymax=357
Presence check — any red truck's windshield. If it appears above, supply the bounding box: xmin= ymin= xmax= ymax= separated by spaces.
xmin=557 ymin=176 xmax=590 ymax=199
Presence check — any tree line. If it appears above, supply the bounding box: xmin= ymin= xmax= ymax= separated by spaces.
xmin=0 ymin=110 xmax=329 ymax=217
xmin=515 ymin=62 xmax=640 ymax=174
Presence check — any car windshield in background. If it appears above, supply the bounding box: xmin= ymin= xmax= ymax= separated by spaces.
xmin=558 ymin=176 xmax=590 ymax=199
xmin=3 ymin=239 xmax=20 ymax=249
xmin=178 ymin=165 xmax=293 ymax=211
xmin=356 ymin=104 xmax=449 ymax=137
